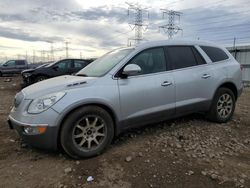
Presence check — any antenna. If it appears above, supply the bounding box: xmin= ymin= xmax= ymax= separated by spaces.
xmin=159 ymin=9 xmax=183 ymax=39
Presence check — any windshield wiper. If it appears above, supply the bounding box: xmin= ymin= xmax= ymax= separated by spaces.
xmin=76 ymin=74 xmax=88 ymax=77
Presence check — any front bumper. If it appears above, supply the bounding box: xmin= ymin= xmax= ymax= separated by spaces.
xmin=8 ymin=116 xmax=59 ymax=151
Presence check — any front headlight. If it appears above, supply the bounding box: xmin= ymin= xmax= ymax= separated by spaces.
xmin=23 ymin=73 xmax=32 ymax=77
xmin=28 ymin=92 xmax=66 ymax=114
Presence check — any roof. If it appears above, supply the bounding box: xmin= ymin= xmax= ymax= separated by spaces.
xmin=135 ymin=40 xmax=221 ymax=50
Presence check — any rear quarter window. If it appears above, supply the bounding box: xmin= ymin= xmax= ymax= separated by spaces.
xmin=16 ymin=60 xmax=26 ymax=65
xmin=200 ymin=46 xmax=229 ymax=62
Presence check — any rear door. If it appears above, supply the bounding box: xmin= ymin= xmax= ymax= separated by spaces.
xmin=15 ymin=60 xmax=26 ymax=73
xmin=118 ymin=47 xmax=175 ymax=127
xmin=166 ymin=45 xmax=214 ymax=114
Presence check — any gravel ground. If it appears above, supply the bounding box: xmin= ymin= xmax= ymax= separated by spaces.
xmin=0 ymin=76 xmax=249 ymax=188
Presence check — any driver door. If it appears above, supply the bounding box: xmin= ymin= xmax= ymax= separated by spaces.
xmin=117 ymin=47 xmax=175 ymax=127
xmin=2 ymin=60 xmax=16 ymax=74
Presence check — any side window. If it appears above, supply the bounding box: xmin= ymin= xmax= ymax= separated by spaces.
xmin=16 ymin=60 xmax=25 ymax=65
xmin=192 ymin=47 xmax=206 ymax=65
xmin=167 ymin=46 xmax=197 ymax=70
xmin=5 ymin=60 xmax=16 ymax=67
xmin=129 ymin=47 xmax=166 ymax=75
xmin=200 ymin=46 xmax=229 ymax=62
xmin=56 ymin=60 xmax=72 ymax=70
xmin=74 ymin=60 xmax=87 ymax=68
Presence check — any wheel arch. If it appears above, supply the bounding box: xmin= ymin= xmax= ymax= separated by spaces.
xmin=56 ymin=102 xmax=119 ymax=149
xmin=216 ymin=82 xmax=238 ymax=100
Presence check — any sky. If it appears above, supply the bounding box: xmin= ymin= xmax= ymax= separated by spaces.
xmin=0 ymin=0 xmax=249 ymax=63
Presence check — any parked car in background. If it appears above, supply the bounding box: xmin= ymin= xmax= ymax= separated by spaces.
xmin=0 ymin=60 xmax=28 ymax=76
xmin=21 ymin=59 xmax=91 ymax=86
xmin=8 ymin=40 xmax=243 ymax=158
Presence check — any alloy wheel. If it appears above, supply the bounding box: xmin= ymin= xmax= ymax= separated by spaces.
xmin=217 ymin=93 xmax=233 ymax=119
xmin=72 ymin=115 xmax=106 ymax=151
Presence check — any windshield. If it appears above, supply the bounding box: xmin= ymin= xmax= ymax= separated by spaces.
xmin=36 ymin=63 xmax=49 ymax=69
xmin=76 ymin=48 xmax=134 ymax=77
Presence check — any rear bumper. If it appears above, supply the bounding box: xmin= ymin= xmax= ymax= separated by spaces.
xmin=8 ymin=116 xmax=58 ymax=151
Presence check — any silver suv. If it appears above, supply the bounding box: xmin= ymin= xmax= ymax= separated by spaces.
xmin=8 ymin=40 xmax=243 ymax=158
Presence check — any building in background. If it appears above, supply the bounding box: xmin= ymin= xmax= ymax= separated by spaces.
xmin=228 ymin=46 xmax=250 ymax=85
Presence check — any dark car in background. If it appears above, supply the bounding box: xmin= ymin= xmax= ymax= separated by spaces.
xmin=21 ymin=59 xmax=91 ymax=86
xmin=0 ymin=60 xmax=28 ymax=76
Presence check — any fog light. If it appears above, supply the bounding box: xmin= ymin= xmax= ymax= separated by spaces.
xmin=23 ymin=126 xmax=47 ymax=135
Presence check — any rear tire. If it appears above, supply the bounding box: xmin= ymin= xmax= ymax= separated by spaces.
xmin=60 ymin=106 xmax=114 ymax=159
xmin=207 ymin=87 xmax=235 ymax=123
xmin=0 ymin=72 xmax=2 ymax=77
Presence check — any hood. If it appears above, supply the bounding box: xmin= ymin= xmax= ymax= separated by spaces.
xmin=22 ymin=69 xmax=34 ymax=74
xmin=22 ymin=75 xmax=97 ymax=99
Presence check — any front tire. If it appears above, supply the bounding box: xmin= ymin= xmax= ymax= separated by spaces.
xmin=60 ymin=106 xmax=114 ymax=158
xmin=207 ymin=88 xmax=235 ymax=123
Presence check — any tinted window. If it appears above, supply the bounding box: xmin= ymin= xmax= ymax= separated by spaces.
xmin=5 ymin=60 xmax=16 ymax=66
xmin=200 ymin=46 xmax=229 ymax=62
xmin=167 ymin=46 xmax=197 ymax=70
xmin=74 ymin=60 xmax=87 ymax=68
xmin=16 ymin=60 xmax=25 ymax=65
xmin=192 ymin=48 xmax=206 ymax=65
xmin=129 ymin=47 xmax=166 ymax=75
xmin=56 ymin=60 xmax=72 ymax=70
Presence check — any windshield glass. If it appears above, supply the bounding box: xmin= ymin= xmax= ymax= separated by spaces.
xmin=36 ymin=63 xmax=48 ymax=69
xmin=76 ymin=48 xmax=133 ymax=77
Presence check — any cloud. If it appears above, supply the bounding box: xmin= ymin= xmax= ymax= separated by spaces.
xmin=0 ymin=26 xmax=63 ymax=42
xmin=0 ymin=0 xmax=250 ymax=60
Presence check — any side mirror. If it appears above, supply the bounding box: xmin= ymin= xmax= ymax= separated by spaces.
xmin=122 ymin=64 xmax=141 ymax=77
xmin=3 ymin=64 xmax=7 ymax=67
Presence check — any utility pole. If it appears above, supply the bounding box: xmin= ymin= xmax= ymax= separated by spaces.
xmin=126 ymin=2 xmax=149 ymax=46
xmin=65 ymin=41 xmax=69 ymax=58
xmin=233 ymin=37 xmax=237 ymax=58
xmin=159 ymin=9 xmax=182 ymax=39
xmin=50 ymin=41 xmax=54 ymax=61
xmin=80 ymin=51 xmax=82 ymax=59
xmin=33 ymin=50 xmax=35 ymax=63
xmin=25 ymin=51 xmax=28 ymax=61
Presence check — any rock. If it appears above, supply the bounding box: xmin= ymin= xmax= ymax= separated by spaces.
xmin=239 ymin=179 xmax=245 ymax=184
xmin=187 ymin=170 xmax=194 ymax=175
xmin=218 ymin=161 xmax=224 ymax=167
xmin=201 ymin=171 xmax=207 ymax=176
xmin=161 ymin=149 xmax=166 ymax=153
xmin=76 ymin=161 xmax=80 ymax=165
xmin=21 ymin=143 xmax=28 ymax=148
xmin=211 ymin=174 xmax=218 ymax=180
xmin=176 ymin=143 xmax=182 ymax=148
xmin=64 ymin=167 xmax=72 ymax=174
xmin=125 ymin=156 xmax=132 ymax=162
xmin=138 ymin=152 xmax=143 ymax=157
xmin=145 ymin=159 xmax=150 ymax=163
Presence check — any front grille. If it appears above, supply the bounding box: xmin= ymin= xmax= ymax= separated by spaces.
xmin=14 ymin=92 xmax=24 ymax=108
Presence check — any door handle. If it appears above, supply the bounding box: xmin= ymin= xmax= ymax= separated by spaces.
xmin=202 ymin=74 xmax=211 ymax=79
xmin=161 ymin=81 xmax=172 ymax=87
